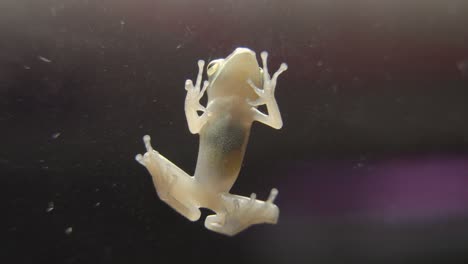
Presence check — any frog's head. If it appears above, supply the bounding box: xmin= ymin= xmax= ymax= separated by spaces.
xmin=206 ymin=47 xmax=262 ymax=101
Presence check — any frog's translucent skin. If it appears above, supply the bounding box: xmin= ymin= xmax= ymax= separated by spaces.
xmin=135 ymin=48 xmax=287 ymax=236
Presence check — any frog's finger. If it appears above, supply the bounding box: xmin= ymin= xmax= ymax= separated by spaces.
xmin=247 ymin=79 xmax=263 ymax=96
xmin=195 ymin=60 xmax=205 ymax=89
xmin=198 ymin=81 xmax=209 ymax=100
xmin=184 ymin=79 xmax=193 ymax=91
xmin=272 ymin=63 xmax=288 ymax=82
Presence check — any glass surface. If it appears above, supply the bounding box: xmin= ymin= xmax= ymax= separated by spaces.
xmin=2 ymin=0 xmax=468 ymax=263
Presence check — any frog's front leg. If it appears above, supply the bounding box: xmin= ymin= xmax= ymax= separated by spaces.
xmin=204 ymin=189 xmax=280 ymax=236
xmin=185 ymin=59 xmax=210 ymax=134
xmin=135 ymin=135 xmax=201 ymax=221
xmin=248 ymin=51 xmax=288 ymax=129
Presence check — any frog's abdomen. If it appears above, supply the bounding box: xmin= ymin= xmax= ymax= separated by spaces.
xmin=194 ymin=114 xmax=250 ymax=193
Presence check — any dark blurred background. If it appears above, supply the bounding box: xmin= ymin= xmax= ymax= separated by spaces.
xmin=1 ymin=0 xmax=468 ymax=263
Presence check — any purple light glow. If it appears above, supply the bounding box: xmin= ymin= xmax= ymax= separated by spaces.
xmin=280 ymin=155 xmax=468 ymax=220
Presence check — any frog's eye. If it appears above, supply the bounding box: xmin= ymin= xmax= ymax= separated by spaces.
xmin=207 ymin=59 xmax=222 ymax=76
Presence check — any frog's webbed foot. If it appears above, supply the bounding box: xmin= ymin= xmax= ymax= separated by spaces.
xmin=136 ymin=135 xmax=201 ymax=221
xmin=204 ymin=189 xmax=280 ymax=236
xmin=247 ymin=51 xmax=287 ymax=129
xmin=184 ymin=60 xmax=210 ymax=134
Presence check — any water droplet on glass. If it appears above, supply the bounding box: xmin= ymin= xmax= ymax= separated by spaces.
xmin=46 ymin=202 xmax=54 ymax=213
xmin=38 ymin=56 xmax=52 ymax=63
xmin=65 ymin=227 xmax=73 ymax=235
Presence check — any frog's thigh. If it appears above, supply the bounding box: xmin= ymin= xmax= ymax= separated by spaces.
xmin=153 ymin=157 xmax=202 ymax=222
xmin=136 ymin=136 xmax=201 ymax=221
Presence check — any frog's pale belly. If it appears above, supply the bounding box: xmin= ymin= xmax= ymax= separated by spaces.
xmin=194 ymin=114 xmax=251 ymax=193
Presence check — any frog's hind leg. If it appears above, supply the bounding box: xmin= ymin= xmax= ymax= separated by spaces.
xmin=204 ymin=188 xmax=280 ymax=236
xmin=136 ymin=135 xmax=201 ymax=221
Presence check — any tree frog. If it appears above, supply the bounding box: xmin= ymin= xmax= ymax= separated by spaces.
xmin=135 ymin=47 xmax=287 ymax=236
